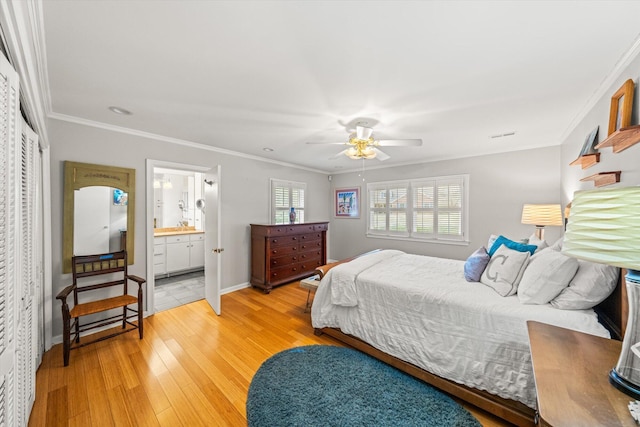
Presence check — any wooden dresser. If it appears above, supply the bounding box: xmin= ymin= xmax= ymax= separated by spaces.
xmin=250 ymin=222 xmax=328 ymax=293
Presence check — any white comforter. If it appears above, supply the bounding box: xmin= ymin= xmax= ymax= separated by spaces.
xmin=311 ymin=250 xmax=610 ymax=408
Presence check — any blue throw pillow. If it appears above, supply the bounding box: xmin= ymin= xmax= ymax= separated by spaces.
xmin=464 ymin=246 xmax=491 ymax=282
xmin=488 ymin=235 xmax=537 ymax=257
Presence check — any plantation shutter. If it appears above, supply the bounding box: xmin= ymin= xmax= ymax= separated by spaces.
xmin=270 ymin=179 xmax=306 ymax=224
xmin=0 ymin=48 xmax=20 ymax=427
xmin=412 ymin=181 xmax=435 ymax=238
xmin=436 ymin=177 xmax=464 ymax=240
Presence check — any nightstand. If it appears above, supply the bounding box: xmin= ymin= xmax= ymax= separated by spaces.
xmin=300 ymin=276 xmax=320 ymax=312
xmin=527 ymin=321 xmax=636 ymax=426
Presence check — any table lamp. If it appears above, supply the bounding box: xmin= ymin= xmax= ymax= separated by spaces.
xmin=563 ymin=186 xmax=640 ymax=398
xmin=521 ymin=204 xmax=563 ymax=240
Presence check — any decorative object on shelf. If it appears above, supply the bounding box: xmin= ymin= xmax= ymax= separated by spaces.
xmin=607 ymin=79 xmax=635 ymax=136
xmin=580 ymin=171 xmax=621 ymax=187
xmin=289 ymin=207 xmax=296 ymax=224
xmin=595 ymin=124 xmax=640 ymax=154
xmin=570 ymin=126 xmax=600 ymax=169
xmin=520 ymin=204 xmax=563 ymax=240
xmin=563 ymin=186 xmax=640 ymax=399
xmin=335 ymin=187 xmax=360 ymax=218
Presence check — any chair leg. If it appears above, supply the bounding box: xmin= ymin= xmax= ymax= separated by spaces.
xmin=122 ymin=306 xmax=127 ymax=329
xmin=138 ymin=300 xmax=144 ymax=339
xmin=74 ymin=316 xmax=80 ymax=344
xmin=62 ymin=308 xmax=70 ymax=367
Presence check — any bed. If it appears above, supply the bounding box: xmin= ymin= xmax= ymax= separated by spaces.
xmin=311 ymin=247 xmax=623 ymax=426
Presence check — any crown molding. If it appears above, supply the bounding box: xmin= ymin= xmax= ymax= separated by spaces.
xmin=559 ymin=32 xmax=640 ymax=143
xmin=48 ymin=112 xmax=328 ymax=175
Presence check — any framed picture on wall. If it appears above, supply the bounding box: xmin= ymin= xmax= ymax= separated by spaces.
xmin=113 ymin=188 xmax=128 ymax=206
xmin=335 ymin=187 xmax=360 ymax=218
xmin=608 ymin=79 xmax=635 ymax=136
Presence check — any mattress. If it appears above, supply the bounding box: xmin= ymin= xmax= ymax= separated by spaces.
xmin=311 ymin=250 xmax=610 ymax=408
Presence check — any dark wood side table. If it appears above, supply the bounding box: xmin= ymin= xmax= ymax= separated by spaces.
xmin=527 ymin=321 xmax=636 ymax=426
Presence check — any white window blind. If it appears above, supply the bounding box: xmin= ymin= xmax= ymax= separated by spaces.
xmin=367 ymin=175 xmax=468 ymax=242
xmin=270 ymin=179 xmax=306 ymax=224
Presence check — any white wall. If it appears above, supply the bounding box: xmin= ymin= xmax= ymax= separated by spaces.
xmin=48 ymin=119 xmax=331 ymax=337
xmin=561 ymin=56 xmax=640 ymax=198
xmin=328 ymin=146 xmax=563 ymax=262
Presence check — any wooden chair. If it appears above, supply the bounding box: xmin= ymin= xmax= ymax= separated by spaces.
xmin=56 ymin=250 xmax=145 ymax=366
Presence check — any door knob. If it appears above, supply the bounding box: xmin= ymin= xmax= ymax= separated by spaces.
xmin=212 ymin=248 xmax=225 ymax=253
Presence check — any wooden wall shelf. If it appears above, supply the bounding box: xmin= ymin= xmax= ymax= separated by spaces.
xmin=569 ymin=153 xmax=600 ymax=169
xmin=595 ymin=125 xmax=640 ymax=153
xmin=580 ymin=171 xmax=621 ymax=187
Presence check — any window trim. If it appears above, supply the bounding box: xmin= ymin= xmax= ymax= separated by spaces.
xmin=366 ymin=174 xmax=470 ymax=244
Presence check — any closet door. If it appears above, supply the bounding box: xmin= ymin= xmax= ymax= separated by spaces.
xmin=0 ymin=48 xmax=21 ymax=427
xmin=16 ymin=120 xmax=38 ymax=426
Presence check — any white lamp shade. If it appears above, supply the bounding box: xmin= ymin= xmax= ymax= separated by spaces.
xmin=521 ymin=204 xmax=563 ymax=226
xmin=563 ymin=186 xmax=640 ymax=270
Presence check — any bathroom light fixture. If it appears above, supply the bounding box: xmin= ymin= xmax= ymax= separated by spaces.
xmin=108 ymin=106 xmax=132 ymax=115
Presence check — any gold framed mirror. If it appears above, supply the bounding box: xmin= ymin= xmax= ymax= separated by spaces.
xmin=63 ymin=161 xmax=136 ymax=273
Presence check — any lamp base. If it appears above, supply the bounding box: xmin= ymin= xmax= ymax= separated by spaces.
xmin=609 ymin=369 xmax=640 ymax=399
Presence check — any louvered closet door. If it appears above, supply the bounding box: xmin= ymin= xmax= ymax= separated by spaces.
xmin=0 ymin=49 xmax=21 ymax=427
xmin=15 ymin=120 xmax=38 ymax=426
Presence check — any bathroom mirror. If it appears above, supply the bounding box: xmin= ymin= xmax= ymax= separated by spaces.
xmin=63 ymin=161 xmax=136 ymax=273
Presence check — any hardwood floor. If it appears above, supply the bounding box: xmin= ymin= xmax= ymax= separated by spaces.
xmin=29 ymin=282 xmax=513 ymax=426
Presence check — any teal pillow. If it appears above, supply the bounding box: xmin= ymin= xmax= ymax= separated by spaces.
xmin=488 ymin=235 xmax=537 ymax=257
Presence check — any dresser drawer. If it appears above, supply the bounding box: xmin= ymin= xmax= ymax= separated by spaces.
xmin=269 ymin=245 xmax=298 ymax=256
xmin=286 ymin=224 xmax=315 ymax=234
xmin=299 ymin=240 xmax=323 ymax=251
xmin=269 ymin=235 xmax=300 ymax=247
xmin=298 ymin=250 xmax=321 ymax=262
xmin=314 ymin=223 xmax=328 ymax=232
xmin=298 ymin=259 xmax=323 ymax=273
xmin=270 ymin=254 xmax=299 ymax=268
xmin=299 ymin=232 xmax=322 ymax=242
xmin=270 ymin=264 xmax=303 ymax=282
xmin=190 ymin=233 xmax=204 ymax=241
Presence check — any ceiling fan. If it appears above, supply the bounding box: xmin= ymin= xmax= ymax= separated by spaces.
xmin=307 ymin=125 xmax=422 ymax=161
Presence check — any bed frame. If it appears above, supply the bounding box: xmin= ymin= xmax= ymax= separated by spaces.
xmin=312 ymin=254 xmax=627 ymax=427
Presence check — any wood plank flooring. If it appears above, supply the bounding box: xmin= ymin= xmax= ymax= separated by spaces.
xmin=29 ymin=282 xmax=512 ymax=426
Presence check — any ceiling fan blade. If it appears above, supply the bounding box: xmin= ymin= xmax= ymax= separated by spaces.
xmin=356 ymin=125 xmax=373 ymax=140
xmin=306 ymin=141 xmax=348 ymax=145
xmin=330 ymin=149 xmax=348 ymax=159
xmin=373 ymin=148 xmax=390 ymax=161
xmin=376 ymin=139 xmax=423 ymax=147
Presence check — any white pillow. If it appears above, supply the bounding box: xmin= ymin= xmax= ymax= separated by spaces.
xmin=548 ymin=236 xmax=563 ymax=252
xmin=527 ymin=233 xmax=548 ymax=253
xmin=487 ymin=234 xmax=499 ymax=250
xmin=481 ymin=245 xmax=530 ymax=297
xmin=518 ymin=249 xmax=579 ymax=304
xmin=550 ymin=260 xmax=619 ymax=310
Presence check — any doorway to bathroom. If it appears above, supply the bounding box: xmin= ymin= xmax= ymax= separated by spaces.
xmin=146 ymin=160 xmax=221 ymax=315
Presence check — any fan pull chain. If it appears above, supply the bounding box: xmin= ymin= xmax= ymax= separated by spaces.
xmin=357 ymin=158 xmax=366 ymax=182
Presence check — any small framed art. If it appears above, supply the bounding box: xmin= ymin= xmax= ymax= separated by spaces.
xmin=335 ymin=187 xmax=359 ymax=218
xmin=113 ymin=188 xmax=128 ymax=206
xmin=608 ymin=79 xmax=634 ymax=136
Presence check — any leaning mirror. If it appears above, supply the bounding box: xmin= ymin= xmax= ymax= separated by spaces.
xmin=63 ymin=161 xmax=136 ymax=273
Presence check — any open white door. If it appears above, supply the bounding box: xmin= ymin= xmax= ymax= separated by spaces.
xmin=204 ymin=166 xmax=222 ymax=314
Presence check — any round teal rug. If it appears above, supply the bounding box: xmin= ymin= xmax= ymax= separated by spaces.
xmin=247 ymin=345 xmax=481 ymax=427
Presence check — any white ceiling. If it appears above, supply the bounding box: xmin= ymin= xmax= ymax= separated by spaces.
xmin=42 ymin=1 xmax=640 ymax=173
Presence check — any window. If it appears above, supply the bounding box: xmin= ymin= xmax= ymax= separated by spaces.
xmin=367 ymin=175 xmax=468 ymax=243
xmin=271 ymin=179 xmax=306 ymax=224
